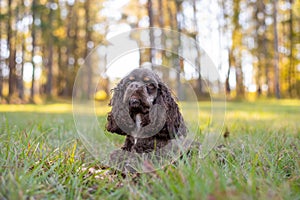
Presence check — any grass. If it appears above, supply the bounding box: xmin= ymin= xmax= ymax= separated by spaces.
xmin=0 ymin=100 xmax=299 ymax=199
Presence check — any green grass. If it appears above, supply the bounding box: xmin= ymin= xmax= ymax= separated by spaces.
xmin=0 ymin=100 xmax=299 ymax=199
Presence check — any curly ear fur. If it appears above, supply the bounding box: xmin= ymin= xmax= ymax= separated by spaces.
xmin=106 ymin=79 xmax=135 ymax=135
xmin=156 ymin=82 xmax=187 ymax=139
xmin=106 ymin=111 xmax=126 ymax=135
xmin=106 ymin=79 xmax=124 ymax=134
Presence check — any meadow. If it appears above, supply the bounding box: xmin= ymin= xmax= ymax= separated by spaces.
xmin=0 ymin=100 xmax=299 ymax=199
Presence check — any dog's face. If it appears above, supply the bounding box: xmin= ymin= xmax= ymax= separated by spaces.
xmin=122 ymin=69 xmax=159 ymax=114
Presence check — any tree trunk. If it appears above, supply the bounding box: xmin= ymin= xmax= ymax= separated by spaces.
xmin=235 ymin=64 xmax=244 ymax=96
xmin=18 ymin=30 xmax=25 ymax=99
xmin=18 ymin=30 xmax=25 ymax=100
xmin=262 ymin=18 xmax=270 ymax=96
xmin=288 ymin=0 xmax=294 ymax=97
xmin=18 ymin=66 xmax=24 ymax=100
xmin=45 ymin=0 xmax=55 ymax=97
xmin=46 ymin=45 xmax=53 ymax=97
xmin=273 ymin=0 xmax=280 ymax=99
xmin=57 ymin=47 xmax=64 ymax=95
xmin=192 ymin=0 xmax=202 ymax=96
xmin=158 ymin=0 xmax=169 ymax=80
xmin=263 ymin=34 xmax=270 ymax=96
xmin=30 ymin=0 xmax=37 ymax=101
xmin=85 ymin=0 xmax=93 ymax=98
xmin=8 ymin=0 xmax=16 ymax=99
xmin=175 ymin=0 xmax=184 ymax=100
xmin=253 ymin=1 xmax=268 ymax=97
xmin=220 ymin=0 xmax=231 ymax=95
xmin=147 ymin=0 xmax=154 ymax=66
xmin=225 ymin=49 xmax=231 ymax=94
xmin=232 ymin=0 xmax=244 ymax=97
xmin=8 ymin=49 xmax=16 ymax=98
xmin=69 ymin=4 xmax=79 ymax=96
xmin=63 ymin=2 xmax=76 ymax=96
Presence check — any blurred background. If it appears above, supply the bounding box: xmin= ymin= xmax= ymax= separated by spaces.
xmin=0 ymin=0 xmax=299 ymax=103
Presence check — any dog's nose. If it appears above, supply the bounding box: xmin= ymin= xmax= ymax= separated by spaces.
xmin=129 ymin=98 xmax=140 ymax=107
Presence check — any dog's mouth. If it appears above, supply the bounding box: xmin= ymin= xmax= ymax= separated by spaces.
xmin=129 ymin=97 xmax=141 ymax=108
xmin=128 ymin=91 xmax=152 ymax=111
xmin=129 ymin=99 xmax=150 ymax=114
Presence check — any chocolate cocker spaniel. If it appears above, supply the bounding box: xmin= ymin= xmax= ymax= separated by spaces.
xmin=106 ymin=68 xmax=187 ymax=153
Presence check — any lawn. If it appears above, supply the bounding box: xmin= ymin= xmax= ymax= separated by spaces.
xmin=0 ymin=100 xmax=299 ymax=199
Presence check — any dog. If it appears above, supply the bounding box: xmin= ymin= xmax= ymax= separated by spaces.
xmin=106 ymin=68 xmax=187 ymax=154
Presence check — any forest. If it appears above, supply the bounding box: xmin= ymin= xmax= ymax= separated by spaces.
xmin=0 ymin=0 xmax=300 ymax=103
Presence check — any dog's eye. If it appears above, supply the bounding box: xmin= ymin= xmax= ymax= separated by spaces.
xmin=129 ymin=76 xmax=135 ymax=81
xmin=146 ymin=83 xmax=156 ymax=93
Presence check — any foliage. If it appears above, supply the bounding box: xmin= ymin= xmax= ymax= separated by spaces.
xmin=0 ymin=0 xmax=299 ymax=102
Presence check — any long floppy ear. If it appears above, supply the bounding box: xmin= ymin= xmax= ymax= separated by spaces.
xmin=106 ymin=111 xmax=126 ymax=135
xmin=156 ymin=82 xmax=187 ymax=138
xmin=106 ymin=79 xmax=126 ymax=135
xmin=105 ymin=78 xmax=135 ymax=135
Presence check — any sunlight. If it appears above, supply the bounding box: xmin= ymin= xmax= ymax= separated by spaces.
xmin=23 ymin=62 xmax=42 ymax=82
xmin=0 ymin=103 xmax=72 ymax=113
xmin=105 ymin=51 xmax=139 ymax=79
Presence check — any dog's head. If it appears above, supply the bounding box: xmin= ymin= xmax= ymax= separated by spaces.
xmin=122 ymin=69 xmax=159 ymax=114
xmin=106 ymin=68 xmax=186 ymax=139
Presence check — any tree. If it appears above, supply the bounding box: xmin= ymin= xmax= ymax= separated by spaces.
xmin=30 ymin=0 xmax=37 ymax=101
xmin=147 ymin=0 xmax=154 ymax=67
xmin=175 ymin=0 xmax=184 ymax=100
xmin=8 ymin=0 xmax=17 ymax=99
xmin=288 ymin=0 xmax=294 ymax=97
xmin=17 ymin=0 xmax=25 ymax=100
xmin=273 ymin=0 xmax=280 ymax=99
xmin=44 ymin=0 xmax=56 ymax=97
xmin=250 ymin=0 xmax=270 ymax=96
xmin=232 ymin=0 xmax=244 ymax=97
xmin=192 ymin=0 xmax=203 ymax=95
xmin=219 ymin=0 xmax=232 ymax=95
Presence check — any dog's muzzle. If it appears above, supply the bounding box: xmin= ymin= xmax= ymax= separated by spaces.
xmin=129 ymin=98 xmax=141 ymax=108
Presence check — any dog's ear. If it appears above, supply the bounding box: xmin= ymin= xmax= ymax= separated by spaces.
xmin=106 ymin=112 xmax=126 ymax=135
xmin=106 ymin=78 xmax=135 ymax=135
xmin=106 ymin=79 xmax=127 ymax=135
xmin=109 ymin=77 xmax=126 ymax=107
xmin=157 ymin=82 xmax=187 ymax=138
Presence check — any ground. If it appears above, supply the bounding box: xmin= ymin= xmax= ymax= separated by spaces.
xmin=0 ymin=100 xmax=299 ymax=199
